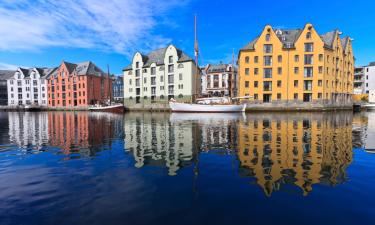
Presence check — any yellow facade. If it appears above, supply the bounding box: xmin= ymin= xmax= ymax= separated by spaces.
xmin=238 ymin=24 xmax=354 ymax=106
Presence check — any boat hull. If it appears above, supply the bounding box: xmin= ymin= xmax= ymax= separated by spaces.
xmin=169 ymin=102 xmax=246 ymax=113
xmin=88 ymin=105 xmax=124 ymax=113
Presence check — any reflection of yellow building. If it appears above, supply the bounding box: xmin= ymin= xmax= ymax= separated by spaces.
xmin=238 ymin=24 xmax=354 ymax=108
xmin=237 ymin=113 xmax=353 ymax=196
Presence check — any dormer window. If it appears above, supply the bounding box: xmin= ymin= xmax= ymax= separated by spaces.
xmin=136 ymin=62 xmax=139 ymax=68
xmin=306 ymin=32 xmax=311 ymax=40
xmin=265 ymin=34 xmax=270 ymax=42
xmin=17 ymin=72 xmax=21 ymax=79
xmin=169 ymin=56 xmax=173 ymax=63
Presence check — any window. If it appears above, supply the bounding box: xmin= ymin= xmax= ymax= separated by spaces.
xmin=169 ymin=56 xmax=173 ymax=63
xmin=278 ymin=55 xmax=282 ymax=63
xmin=135 ymin=79 xmax=140 ymax=87
xmin=179 ymin=73 xmax=183 ymax=80
xmin=168 ymin=85 xmax=174 ymax=94
xmin=254 ymin=81 xmax=258 ymax=88
xmin=263 ymin=44 xmax=273 ymax=54
xmin=254 ymin=68 xmax=259 ymax=75
xmin=304 ymin=67 xmax=313 ymax=77
xmin=265 ymin=34 xmax=270 ymax=41
xmin=263 ymin=81 xmax=272 ymax=91
xmin=168 ymin=75 xmax=174 ymax=84
xmin=17 ymin=81 xmax=22 ymax=86
xmin=294 ymin=80 xmax=298 ymax=87
xmin=151 ymin=67 xmax=156 ymax=75
xmin=245 ymin=81 xmax=249 ymax=88
xmin=254 ymin=94 xmax=258 ymax=100
xmin=304 ymin=80 xmax=312 ymax=91
xmin=136 ymin=62 xmax=139 ymax=68
xmin=318 ymin=66 xmax=323 ymax=74
xmin=277 ymin=93 xmax=281 ymax=100
xmin=160 ymin=86 xmax=164 ymax=90
xmin=160 ymin=76 xmax=164 ymax=82
xmin=319 ymin=54 xmax=323 ymax=62
xmin=254 ymin=56 xmax=258 ymax=63
xmin=294 ymin=55 xmax=299 ymax=62
xmin=304 ymin=43 xmax=313 ymax=52
xmin=151 ymin=87 xmax=156 ymax=95
xmin=245 ymin=56 xmax=250 ymax=63
xmin=144 ymin=77 xmax=147 ymax=84
xmin=245 ymin=68 xmax=250 ymax=75
xmin=278 ymin=67 xmax=282 ymax=75
xmin=304 ymin=54 xmax=313 ymax=65
xmin=264 ymin=56 xmax=272 ymax=66
xmin=151 ymin=77 xmax=156 ymax=85
xmin=264 ymin=68 xmax=272 ymax=78
xmin=178 ymin=64 xmax=184 ymax=68
xmin=306 ymin=32 xmax=311 ymax=39
xmin=294 ymin=93 xmax=298 ymax=99
xmin=129 ymin=79 xmax=132 ymax=85
xmin=277 ymin=80 xmax=282 ymax=87
xmin=135 ymin=69 xmax=140 ymax=77
xmin=318 ymin=80 xmax=322 ymax=86
xmin=168 ymin=65 xmax=174 ymax=73
xmin=318 ymin=93 xmax=322 ymax=99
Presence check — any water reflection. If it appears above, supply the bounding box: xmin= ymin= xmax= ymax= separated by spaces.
xmin=238 ymin=113 xmax=353 ymax=196
xmin=124 ymin=112 xmax=354 ymax=196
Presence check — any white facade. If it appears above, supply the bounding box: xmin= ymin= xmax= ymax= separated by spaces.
xmin=201 ymin=63 xmax=237 ymax=97
xmin=123 ymin=45 xmax=199 ymax=104
xmin=7 ymin=68 xmax=54 ymax=106
xmin=364 ymin=63 xmax=375 ymax=94
xmin=354 ymin=67 xmax=365 ymax=95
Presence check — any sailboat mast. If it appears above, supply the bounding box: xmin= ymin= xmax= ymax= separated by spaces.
xmin=107 ymin=64 xmax=112 ymax=105
xmin=194 ymin=14 xmax=199 ymax=101
xmin=231 ymin=49 xmax=235 ymax=99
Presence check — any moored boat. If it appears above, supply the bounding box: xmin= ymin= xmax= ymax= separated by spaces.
xmin=88 ymin=104 xmax=124 ymax=113
xmin=169 ymin=100 xmax=246 ymax=113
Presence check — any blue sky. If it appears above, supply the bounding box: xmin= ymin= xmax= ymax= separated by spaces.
xmin=0 ymin=0 xmax=374 ymax=74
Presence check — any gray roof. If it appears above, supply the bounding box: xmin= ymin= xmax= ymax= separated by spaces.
xmin=206 ymin=63 xmax=237 ymax=73
xmin=241 ymin=26 xmax=345 ymax=51
xmin=61 ymin=61 xmax=106 ymax=77
xmin=0 ymin=70 xmax=16 ymax=80
xmin=123 ymin=45 xmax=194 ymax=71
xmin=369 ymin=62 xmax=375 ymax=67
xmin=341 ymin=37 xmax=350 ymax=50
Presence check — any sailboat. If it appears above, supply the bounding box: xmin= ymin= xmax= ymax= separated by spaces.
xmin=88 ymin=65 xmax=124 ymax=113
xmin=169 ymin=15 xmax=248 ymax=113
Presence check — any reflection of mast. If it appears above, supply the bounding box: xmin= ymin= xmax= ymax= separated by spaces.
xmin=107 ymin=64 xmax=112 ymax=105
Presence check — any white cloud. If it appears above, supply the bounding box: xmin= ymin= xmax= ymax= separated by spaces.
xmin=0 ymin=0 xmax=189 ymax=56
xmin=0 ymin=62 xmax=21 ymax=70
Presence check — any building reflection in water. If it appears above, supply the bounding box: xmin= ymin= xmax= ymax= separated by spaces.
xmin=8 ymin=112 xmax=49 ymax=150
xmin=48 ymin=112 xmax=122 ymax=156
xmin=238 ymin=112 xmax=353 ymax=196
xmin=124 ymin=112 xmax=354 ymax=196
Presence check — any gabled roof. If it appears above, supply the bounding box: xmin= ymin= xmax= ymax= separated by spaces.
xmin=241 ymin=37 xmax=259 ymax=50
xmin=123 ymin=45 xmax=194 ymax=71
xmin=275 ymin=29 xmax=303 ymax=48
xmin=206 ymin=63 xmax=237 ymax=73
xmin=341 ymin=37 xmax=350 ymax=50
xmin=0 ymin=70 xmax=16 ymax=80
xmin=320 ymin=30 xmax=337 ymax=49
xmin=59 ymin=61 xmax=106 ymax=77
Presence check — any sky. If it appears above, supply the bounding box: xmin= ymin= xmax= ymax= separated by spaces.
xmin=0 ymin=0 xmax=374 ymax=74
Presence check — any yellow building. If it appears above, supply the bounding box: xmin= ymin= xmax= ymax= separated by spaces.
xmin=238 ymin=23 xmax=354 ymax=109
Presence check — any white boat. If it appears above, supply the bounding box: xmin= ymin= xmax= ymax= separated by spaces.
xmin=363 ymin=103 xmax=375 ymax=110
xmin=169 ymin=101 xmax=246 ymax=113
xmin=88 ymin=104 xmax=124 ymax=113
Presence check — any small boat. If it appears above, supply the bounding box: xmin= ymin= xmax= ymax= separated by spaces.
xmin=169 ymin=98 xmax=246 ymax=113
xmin=24 ymin=104 xmax=41 ymax=111
xmin=88 ymin=104 xmax=124 ymax=113
xmin=363 ymin=103 xmax=375 ymax=110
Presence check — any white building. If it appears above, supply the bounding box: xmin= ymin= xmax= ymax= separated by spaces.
xmin=7 ymin=67 xmax=57 ymax=106
xmin=201 ymin=63 xmax=237 ymax=97
xmin=123 ymin=44 xmax=200 ymax=108
xmin=354 ymin=67 xmax=365 ymax=95
xmin=364 ymin=62 xmax=375 ymax=94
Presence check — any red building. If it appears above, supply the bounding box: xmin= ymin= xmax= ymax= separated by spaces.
xmin=47 ymin=61 xmax=112 ymax=107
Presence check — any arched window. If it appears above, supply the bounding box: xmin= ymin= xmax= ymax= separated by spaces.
xmin=144 ymin=96 xmax=148 ymax=99
xmin=178 ymin=94 xmax=183 ymax=98
xmin=178 ymin=63 xmax=184 ymax=69
xmin=306 ymin=32 xmax=311 ymax=39
xmin=160 ymin=95 xmax=164 ymax=99
xmin=245 ymin=56 xmax=249 ymax=63
xmin=265 ymin=34 xmax=270 ymax=42
xmin=129 ymin=96 xmax=133 ymax=100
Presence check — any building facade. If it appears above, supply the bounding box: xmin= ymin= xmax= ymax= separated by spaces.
xmin=123 ymin=44 xmax=200 ymax=109
xmin=112 ymin=75 xmax=124 ymax=102
xmin=0 ymin=70 xmax=15 ymax=105
xmin=201 ymin=63 xmax=237 ymax=97
xmin=47 ymin=61 xmax=112 ymax=107
xmin=7 ymin=67 xmax=55 ymax=107
xmin=364 ymin=62 xmax=375 ymax=94
xmin=238 ymin=23 xmax=354 ymax=109
xmin=354 ymin=67 xmax=365 ymax=95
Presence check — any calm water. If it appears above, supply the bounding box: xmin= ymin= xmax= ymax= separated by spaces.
xmin=0 ymin=111 xmax=374 ymax=225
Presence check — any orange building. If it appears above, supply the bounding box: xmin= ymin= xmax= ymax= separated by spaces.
xmin=47 ymin=61 xmax=112 ymax=107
